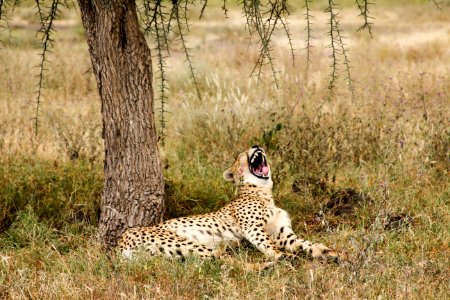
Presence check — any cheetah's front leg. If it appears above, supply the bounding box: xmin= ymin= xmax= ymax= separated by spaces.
xmin=242 ymin=224 xmax=284 ymax=260
xmin=266 ymin=208 xmax=346 ymax=261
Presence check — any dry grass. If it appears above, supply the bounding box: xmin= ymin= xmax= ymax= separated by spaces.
xmin=0 ymin=2 xmax=449 ymax=299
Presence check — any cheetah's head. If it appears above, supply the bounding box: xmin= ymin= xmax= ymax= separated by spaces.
xmin=223 ymin=145 xmax=273 ymax=188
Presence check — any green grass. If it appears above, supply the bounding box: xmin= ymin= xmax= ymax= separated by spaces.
xmin=0 ymin=159 xmax=102 ymax=233
xmin=0 ymin=143 xmax=447 ymax=298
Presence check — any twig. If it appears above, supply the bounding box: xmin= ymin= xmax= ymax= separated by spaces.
xmin=355 ymin=0 xmax=374 ymax=37
xmin=34 ymin=0 xmax=61 ymax=135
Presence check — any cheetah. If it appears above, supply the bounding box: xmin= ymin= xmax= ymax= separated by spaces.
xmin=118 ymin=146 xmax=346 ymax=268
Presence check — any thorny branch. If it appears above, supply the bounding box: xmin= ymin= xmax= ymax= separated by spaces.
xmin=355 ymin=0 xmax=374 ymax=37
xmin=325 ymin=0 xmax=339 ymax=100
xmin=7 ymin=0 xmax=441 ymax=142
xmin=174 ymin=0 xmax=202 ymax=101
xmin=244 ymin=0 xmax=295 ymax=88
xmin=429 ymin=0 xmax=442 ymax=11
xmin=0 ymin=0 xmax=20 ymax=48
xmin=326 ymin=0 xmax=354 ymax=101
xmin=199 ymin=0 xmax=208 ymax=19
xmin=304 ymin=0 xmax=314 ymax=79
xmin=143 ymin=0 xmax=171 ymax=146
xmin=138 ymin=0 xmax=301 ymax=141
xmin=34 ymin=0 xmax=61 ymax=135
xmin=334 ymin=14 xmax=355 ymax=102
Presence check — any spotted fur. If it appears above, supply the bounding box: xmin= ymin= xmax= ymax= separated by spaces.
xmin=118 ymin=146 xmax=345 ymax=268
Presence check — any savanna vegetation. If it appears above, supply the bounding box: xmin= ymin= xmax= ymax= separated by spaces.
xmin=0 ymin=1 xmax=449 ymax=298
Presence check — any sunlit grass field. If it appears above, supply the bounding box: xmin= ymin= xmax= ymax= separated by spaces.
xmin=0 ymin=1 xmax=449 ymax=299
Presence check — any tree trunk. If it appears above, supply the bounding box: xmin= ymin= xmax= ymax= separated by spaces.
xmin=78 ymin=0 xmax=164 ymax=249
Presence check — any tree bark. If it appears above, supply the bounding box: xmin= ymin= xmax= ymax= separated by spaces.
xmin=78 ymin=0 xmax=164 ymax=248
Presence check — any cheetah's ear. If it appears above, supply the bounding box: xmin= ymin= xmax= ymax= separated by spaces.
xmin=223 ymin=168 xmax=234 ymax=182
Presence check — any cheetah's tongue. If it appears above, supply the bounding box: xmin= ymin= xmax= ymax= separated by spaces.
xmin=262 ymin=166 xmax=269 ymax=176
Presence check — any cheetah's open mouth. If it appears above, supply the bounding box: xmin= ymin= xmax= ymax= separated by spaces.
xmin=249 ymin=150 xmax=270 ymax=179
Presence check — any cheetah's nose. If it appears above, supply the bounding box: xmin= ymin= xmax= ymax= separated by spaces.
xmin=251 ymin=145 xmax=260 ymax=149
